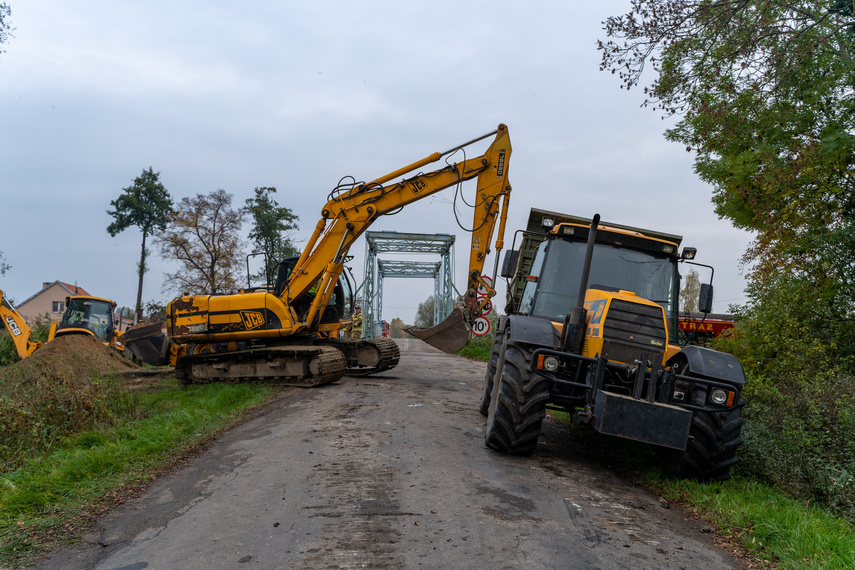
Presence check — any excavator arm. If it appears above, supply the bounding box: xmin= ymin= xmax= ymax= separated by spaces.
xmin=286 ymin=124 xmax=512 ymax=348
xmin=0 ymin=289 xmax=42 ymax=359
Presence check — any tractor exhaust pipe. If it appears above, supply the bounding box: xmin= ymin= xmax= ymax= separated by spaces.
xmin=561 ymin=214 xmax=600 ymax=353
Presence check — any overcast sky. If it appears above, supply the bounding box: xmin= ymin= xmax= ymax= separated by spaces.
xmin=0 ymin=0 xmax=753 ymax=326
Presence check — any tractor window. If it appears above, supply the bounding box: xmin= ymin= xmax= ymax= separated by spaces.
xmin=528 ymin=238 xmax=678 ymax=324
xmin=518 ymin=241 xmax=547 ymax=314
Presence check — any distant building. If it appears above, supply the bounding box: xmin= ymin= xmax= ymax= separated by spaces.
xmin=16 ymin=281 xmax=92 ymax=324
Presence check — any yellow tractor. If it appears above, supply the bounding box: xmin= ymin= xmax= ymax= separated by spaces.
xmin=482 ymin=209 xmax=745 ymax=481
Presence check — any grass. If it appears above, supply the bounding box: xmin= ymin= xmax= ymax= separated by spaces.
xmin=0 ymin=376 xmax=273 ymax=565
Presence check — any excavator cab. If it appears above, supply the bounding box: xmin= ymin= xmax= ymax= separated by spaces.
xmin=275 ymin=257 xmax=352 ymax=326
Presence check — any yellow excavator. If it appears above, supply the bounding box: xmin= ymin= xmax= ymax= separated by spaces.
xmin=166 ymin=124 xmax=513 ymax=386
xmin=0 ymin=290 xmax=124 ymax=359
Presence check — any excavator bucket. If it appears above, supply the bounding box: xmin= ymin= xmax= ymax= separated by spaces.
xmin=122 ymin=321 xmax=171 ymax=366
xmin=403 ymin=307 xmax=472 ymax=353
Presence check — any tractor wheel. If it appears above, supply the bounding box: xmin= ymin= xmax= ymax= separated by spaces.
xmin=479 ymin=332 xmax=504 ymax=416
xmin=484 ymin=341 xmax=550 ymax=455
xmin=660 ymin=399 xmax=745 ymax=481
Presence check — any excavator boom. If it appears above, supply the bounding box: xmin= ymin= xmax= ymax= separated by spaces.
xmin=167 ymin=124 xmax=513 ymax=385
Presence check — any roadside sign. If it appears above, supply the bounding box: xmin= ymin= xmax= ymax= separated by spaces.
xmin=472 ymin=317 xmax=491 ymax=336
xmin=477 ymin=275 xmax=493 ymax=298
xmin=480 ymin=300 xmax=493 ymax=314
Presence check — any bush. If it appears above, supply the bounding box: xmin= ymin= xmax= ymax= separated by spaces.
xmin=0 ymin=364 xmax=137 ymax=470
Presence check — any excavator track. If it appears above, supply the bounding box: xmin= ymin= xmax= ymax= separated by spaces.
xmin=176 ymin=345 xmax=347 ymax=387
xmin=320 ymin=337 xmax=401 ymax=377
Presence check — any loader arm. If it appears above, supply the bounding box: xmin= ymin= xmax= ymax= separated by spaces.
xmin=287 ymin=124 xmax=512 ymax=335
xmin=0 ymin=289 xmax=41 ymax=358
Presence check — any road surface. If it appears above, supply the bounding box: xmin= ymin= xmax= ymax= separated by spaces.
xmin=39 ymin=338 xmax=742 ymax=569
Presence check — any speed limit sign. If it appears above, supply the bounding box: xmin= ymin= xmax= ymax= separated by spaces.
xmin=472 ymin=316 xmax=491 ymax=336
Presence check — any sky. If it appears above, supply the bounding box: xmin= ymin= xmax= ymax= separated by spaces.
xmin=0 ymin=0 xmax=753 ymax=326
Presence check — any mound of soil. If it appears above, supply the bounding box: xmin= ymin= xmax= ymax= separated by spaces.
xmin=10 ymin=334 xmax=140 ymax=378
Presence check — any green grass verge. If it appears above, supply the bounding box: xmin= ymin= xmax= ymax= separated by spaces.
xmin=548 ymin=410 xmax=855 ymax=569
xmin=462 ymin=339 xmax=855 ymax=569
xmin=0 ymin=378 xmax=273 ymax=565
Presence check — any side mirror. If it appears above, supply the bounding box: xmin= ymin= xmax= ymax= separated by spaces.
xmin=500 ymin=250 xmax=520 ymax=278
xmin=699 ymin=283 xmax=713 ymax=314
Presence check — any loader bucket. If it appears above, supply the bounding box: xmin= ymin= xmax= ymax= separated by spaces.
xmin=403 ymin=307 xmax=472 ymax=353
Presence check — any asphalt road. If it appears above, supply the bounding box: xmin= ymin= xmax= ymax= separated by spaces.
xmin=39 ymin=338 xmax=743 ymax=569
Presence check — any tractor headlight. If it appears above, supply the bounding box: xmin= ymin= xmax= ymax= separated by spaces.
xmin=543 ymin=356 xmax=559 ymax=372
xmin=710 ymin=389 xmax=728 ymax=405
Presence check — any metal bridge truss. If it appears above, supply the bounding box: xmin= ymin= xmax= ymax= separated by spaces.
xmin=362 ymin=231 xmax=456 ymax=339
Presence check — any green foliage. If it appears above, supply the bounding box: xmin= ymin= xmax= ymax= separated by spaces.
xmin=243 ymin=187 xmax=300 ymax=288
xmin=107 ymin=167 xmax=173 ymax=316
xmin=414 ymin=296 xmax=436 ymax=328
xmin=456 ymin=334 xmax=493 ymax=360
xmin=0 ymin=379 xmax=271 ymax=564
xmin=0 ymin=364 xmax=136 ymax=471
xmin=713 ymin=276 xmax=855 ymax=522
xmin=0 ymin=317 xmax=51 ymax=366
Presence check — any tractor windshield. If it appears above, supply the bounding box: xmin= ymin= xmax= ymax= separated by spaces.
xmin=59 ymin=298 xmax=114 ymax=342
xmin=519 ymin=237 xmax=679 ymax=333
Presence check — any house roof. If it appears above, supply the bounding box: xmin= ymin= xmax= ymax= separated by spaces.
xmin=18 ymin=281 xmax=93 ymax=306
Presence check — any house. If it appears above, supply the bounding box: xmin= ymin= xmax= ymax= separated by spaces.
xmin=16 ymin=281 xmax=93 ymax=324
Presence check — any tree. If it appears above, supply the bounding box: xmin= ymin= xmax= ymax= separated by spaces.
xmin=599 ymin=0 xmax=855 ymax=370
xmin=0 ymin=250 xmax=9 ymax=275
xmin=679 ymin=268 xmax=701 ymax=313
xmin=155 ymin=189 xmax=245 ymax=295
xmin=390 ymin=317 xmax=406 ymax=338
xmin=243 ymin=187 xmax=300 ymax=287
xmin=414 ymin=295 xmax=436 ymax=327
xmin=0 ymin=3 xmax=12 ymax=57
xmin=107 ymin=167 xmax=173 ymax=323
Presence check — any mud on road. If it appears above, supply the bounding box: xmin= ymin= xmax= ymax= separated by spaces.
xmin=39 ymin=338 xmax=743 ymax=569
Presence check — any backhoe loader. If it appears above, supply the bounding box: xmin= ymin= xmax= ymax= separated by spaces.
xmin=482 ymin=209 xmax=745 ymax=481
xmin=1 ymin=290 xmax=124 ymax=358
xmin=167 ymin=124 xmax=513 ymax=385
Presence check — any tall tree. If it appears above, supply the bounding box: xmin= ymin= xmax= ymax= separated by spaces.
xmin=243 ymin=187 xmax=300 ymax=287
xmin=107 ymin=167 xmax=173 ymax=323
xmin=155 ymin=189 xmax=245 ymax=295
xmin=599 ymin=0 xmax=855 ymax=368
xmin=414 ymin=295 xmax=436 ymax=327
xmin=679 ymin=268 xmax=701 ymax=313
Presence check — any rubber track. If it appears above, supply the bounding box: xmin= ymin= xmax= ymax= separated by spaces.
xmin=177 ymin=345 xmax=346 ymax=387
xmin=342 ymin=338 xmax=401 ymax=377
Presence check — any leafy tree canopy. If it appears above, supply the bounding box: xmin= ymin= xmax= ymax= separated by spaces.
xmin=599 ymin=0 xmax=855 ymax=296
xmin=156 ymin=189 xmax=245 ymax=295
xmin=414 ymin=295 xmax=436 ymax=328
xmin=107 ymin=167 xmax=173 ymax=321
xmin=244 ymin=187 xmax=300 ymax=286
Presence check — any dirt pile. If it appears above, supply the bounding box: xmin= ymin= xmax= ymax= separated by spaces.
xmin=9 ymin=334 xmax=140 ymax=378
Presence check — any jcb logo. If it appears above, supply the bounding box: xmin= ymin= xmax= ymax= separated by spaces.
xmin=408 ymin=179 xmax=428 ymax=194
xmin=240 ymin=311 xmax=265 ymax=330
xmin=4 ymin=317 xmax=21 ymax=337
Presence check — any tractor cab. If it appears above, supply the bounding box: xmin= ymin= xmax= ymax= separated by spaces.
xmin=53 ymin=296 xmax=117 ymax=343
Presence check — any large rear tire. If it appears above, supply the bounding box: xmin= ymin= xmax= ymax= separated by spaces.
xmin=484 ymin=341 xmax=550 ymax=455
xmin=479 ymin=333 xmax=504 ymax=416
